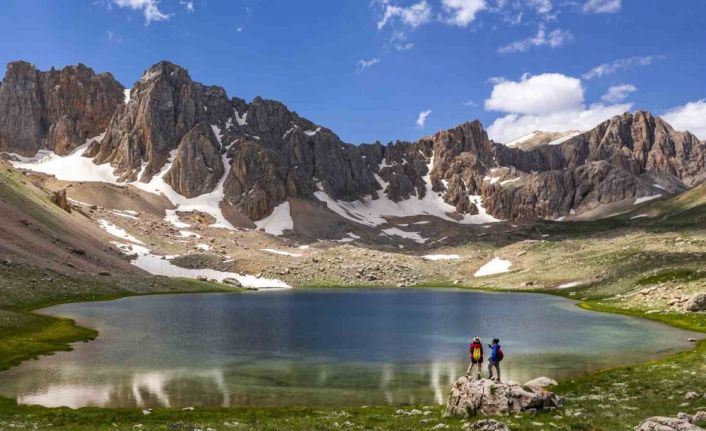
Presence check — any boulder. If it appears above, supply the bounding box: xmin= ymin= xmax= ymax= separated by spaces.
xmin=523 ymin=377 xmax=558 ymax=389
xmin=222 ymin=278 xmax=242 ymax=287
xmin=463 ymin=419 xmax=510 ymax=431
xmin=51 ymin=188 xmax=71 ymax=213
xmin=445 ymin=377 xmax=561 ymax=417
xmin=635 ymin=416 xmax=704 ymax=431
xmin=685 ymin=293 xmax=706 ymax=312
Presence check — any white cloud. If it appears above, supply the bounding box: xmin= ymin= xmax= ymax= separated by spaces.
xmin=179 ymin=1 xmax=194 ymax=13
xmin=485 ymin=73 xmax=584 ymax=115
xmin=662 ymin=100 xmax=706 ymax=140
xmin=527 ymin=0 xmax=552 ymax=15
xmin=236 ymin=26 xmax=243 ymax=33
xmin=582 ymin=0 xmax=621 ymax=13
xmin=488 ymin=103 xmax=630 ymax=143
xmin=463 ymin=99 xmax=478 ymax=107
xmin=498 ymin=25 xmax=572 ymax=53
xmin=485 ymin=72 xmax=630 ymax=143
xmin=376 ymin=0 xmax=432 ymax=30
xmin=583 ymin=56 xmax=658 ymax=79
xmin=416 ymin=109 xmax=432 ymax=128
xmin=111 ymin=0 xmax=170 ymax=24
xmin=601 ymin=84 xmax=636 ymax=103
xmin=356 ymin=58 xmax=381 ymax=73
xmin=441 ymin=0 xmax=487 ymax=27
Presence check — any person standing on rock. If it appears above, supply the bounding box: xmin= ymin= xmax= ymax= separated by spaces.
xmin=488 ymin=338 xmax=503 ymax=382
xmin=466 ymin=337 xmax=484 ymax=379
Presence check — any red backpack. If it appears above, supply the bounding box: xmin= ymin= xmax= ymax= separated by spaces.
xmin=497 ymin=348 xmax=504 ymax=361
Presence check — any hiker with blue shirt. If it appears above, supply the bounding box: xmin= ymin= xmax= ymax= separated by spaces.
xmin=488 ymin=338 xmax=503 ymax=381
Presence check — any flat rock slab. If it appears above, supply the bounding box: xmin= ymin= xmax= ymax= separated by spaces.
xmin=636 ymin=416 xmax=705 ymax=431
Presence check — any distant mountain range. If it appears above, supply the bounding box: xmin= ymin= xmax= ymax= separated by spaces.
xmin=1 ymin=60 xmax=704 ymax=234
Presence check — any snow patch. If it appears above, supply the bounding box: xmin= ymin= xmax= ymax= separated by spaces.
xmin=98 ymin=219 xmax=143 ymax=244
xmin=196 ymin=243 xmax=211 ymax=251
xmin=630 ymin=214 xmax=649 ymax=220
xmin=474 ymin=257 xmax=511 ymax=277
xmin=123 ymin=89 xmax=131 ymax=104
xmin=11 ymin=137 xmax=122 ymax=184
xmin=382 ymin=228 xmax=427 ymax=244
xmin=235 ymin=109 xmax=248 ymax=126
xmin=178 ymin=231 xmax=201 ymax=238
xmin=254 ymin=201 xmax=294 ymax=236
xmin=134 ymin=153 xmax=237 ymax=230
xmin=304 ymin=127 xmax=322 ymax=136
xmin=112 ymin=242 xmax=290 ymax=289
xmin=260 ymin=249 xmax=302 ymax=257
xmin=634 ymin=194 xmax=662 ymax=205
xmin=557 ymin=281 xmax=580 ymax=289
xmin=422 ymin=254 xmax=460 ymax=261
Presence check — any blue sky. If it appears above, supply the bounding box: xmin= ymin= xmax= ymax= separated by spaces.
xmin=1 ymin=0 xmax=704 ymax=142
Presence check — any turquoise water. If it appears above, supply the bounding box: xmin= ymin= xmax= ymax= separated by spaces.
xmin=0 ymin=289 xmax=698 ymax=408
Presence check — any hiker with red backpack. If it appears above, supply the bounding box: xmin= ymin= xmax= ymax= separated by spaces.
xmin=466 ymin=337 xmax=484 ymax=379
xmin=488 ymin=338 xmax=503 ymax=381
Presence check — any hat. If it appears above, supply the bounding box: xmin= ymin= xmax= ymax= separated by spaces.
xmin=473 ymin=337 xmax=480 ymax=342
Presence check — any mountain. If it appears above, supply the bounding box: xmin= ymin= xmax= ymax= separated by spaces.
xmin=2 ymin=60 xmax=705 ymax=235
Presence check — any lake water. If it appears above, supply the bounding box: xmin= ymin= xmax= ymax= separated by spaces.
xmin=0 ymin=289 xmax=698 ymax=408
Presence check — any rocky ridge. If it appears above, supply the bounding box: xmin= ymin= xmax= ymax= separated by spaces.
xmin=2 ymin=60 xmax=706 ymax=230
xmin=0 ymin=61 xmax=124 ymax=156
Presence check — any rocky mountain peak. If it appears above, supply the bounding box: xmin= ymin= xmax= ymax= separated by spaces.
xmin=0 ymin=61 xmax=124 ymax=156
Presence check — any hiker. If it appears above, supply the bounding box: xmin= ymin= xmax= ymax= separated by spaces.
xmin=466 ymin=337 xmax=484 ymax=379
xmin=488 ymin=338 xmax=503 ymax=381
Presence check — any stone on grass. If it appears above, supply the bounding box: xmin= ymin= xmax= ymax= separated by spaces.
xmin=685 ymin=293 xmax=706 ymax=312
xmin=462 ymin=419 xmax=510 ymax=431
xmin=524 ymin=377 xmax=558 ymax=389
xmin=635 ymin=415 xmax=705 ymax=431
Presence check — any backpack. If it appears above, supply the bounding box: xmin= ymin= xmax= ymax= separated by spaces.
xmin=472 ymin=345 xmax=482 ymax=361
xmin=497 ymin=348 xmax=504 ymax=362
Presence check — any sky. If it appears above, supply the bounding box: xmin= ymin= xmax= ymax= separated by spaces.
xmin=0 ymin=0 xmax=704 ymax=143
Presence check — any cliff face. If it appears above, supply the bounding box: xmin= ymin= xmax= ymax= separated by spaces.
xmin=2 ymin=60 xmax=705 ymax=225
xmin=0 ymin=61 xmax=124 ymax=156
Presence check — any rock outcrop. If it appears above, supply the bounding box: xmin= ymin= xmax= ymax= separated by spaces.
xmin=0 ymin=61 xmax=124 ymax=156
xmin=635 ymin=413 xmax=706 ymax=431
xmin=685 ymin=293 xmax=706 ymax=312
xmin=163 ymin=123 xmax=224 ymax=197
xmin=445 ymin=377 xmax=562 ymax=417
xmin=50 ymin=189 xmax=71 ymax=213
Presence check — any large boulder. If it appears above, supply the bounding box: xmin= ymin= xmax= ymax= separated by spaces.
xmin=50 ymin=188 xmax=71 ymax=213
xmin=445 ymin=377 xmax=562 ymax=417
xmin=635 ymin=416 xmax=704 ymax=431
xmin=685 ymin=293 xmax=706 ymax=312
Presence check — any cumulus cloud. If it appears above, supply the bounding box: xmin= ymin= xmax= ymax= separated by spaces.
xmin=416 ymin=109 xmax=432 ymax=128
xmin=484 ymin=73 xmax=631 ymax=143
xmin=376 ymin=0 xmax=432 ymax=30
xmin=583 ymin=56 xmax=658 ymax=80
xmin=582 ymin=0 xmax=621 ymax=13
xmin=662 ymin=100 xmax=706 ymax=140
xmin=356 ymin=58 xmax=381 ymax=73
xmin=485 ymin=73 xmax=584 ymax=115
xmin=601 ymin=84 xmax=636 ymax=103
xmin=441 ymin=0 xmax=487 ymax=27
xmin=497 ymin=25 xmax=572 ymax=53
xmin=111 ymin=0 xmax=170 ymax=24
